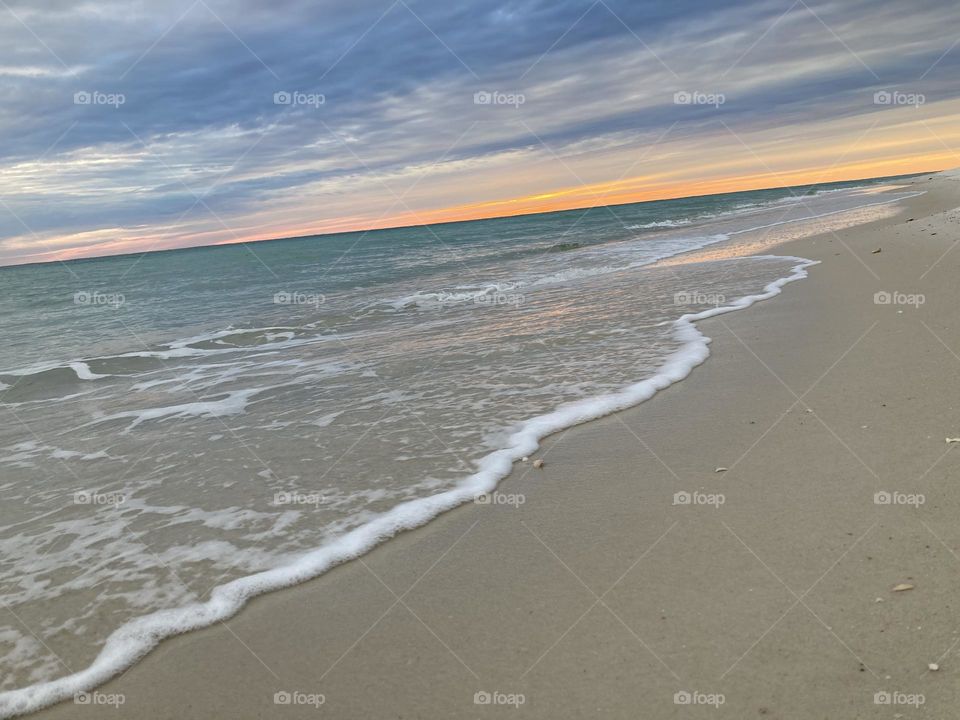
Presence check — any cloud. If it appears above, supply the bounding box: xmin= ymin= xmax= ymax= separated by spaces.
xmin=0 ymin=0 xmax=959 ymax=263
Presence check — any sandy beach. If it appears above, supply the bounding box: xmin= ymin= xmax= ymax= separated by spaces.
xmin=29 ymin=170 xmax=960 ymax=719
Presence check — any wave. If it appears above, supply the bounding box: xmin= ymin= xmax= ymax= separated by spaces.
xmin=623 ymin=184 xmax=879 ymax=232
xmin=545 ymin=241 xmax=585 ymax=251
xmin=0 ymin=327 xmax=332 ymax=401
xmin=625 ymin=219 xmax=693 ymax=229
xmin=0 ymin=254 xmax=818 ymax=719
xmin=0 ymin=363 xmax=112 ymax=403
xmin=378 ymin=234 xmax=732 ymax=312
xmin=384 ymin=283 xmax=525 ymax=310
xmin=0 ymin=361 xmax=109 ymax=384
xmin=83 ymin=387 xmax=265 ymax=435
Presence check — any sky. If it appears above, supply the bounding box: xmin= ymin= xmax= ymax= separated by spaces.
xmin=1 ymin=0 xmax=959 ymax=266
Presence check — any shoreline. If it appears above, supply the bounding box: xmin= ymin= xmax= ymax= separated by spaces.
xmin=23 ymin=171 xmax=960 ymax=718
xmin=0 ymin=250 xmax=821 ymax=719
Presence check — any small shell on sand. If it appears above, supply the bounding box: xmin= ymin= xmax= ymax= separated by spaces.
xmin=946 ymin=438 xmax=960 ymax=444
xmin=929 ymin=663 xmax=940 ymax=671
xmin=892 ymin=583 xmax=915 ymax=592
xmin=533 ymin=458 xmax=545 ymax=469
xmin=521 ymin=456 xmax=529 ymax=462
xmin=715 ymin=467 xmax=728 ymax=473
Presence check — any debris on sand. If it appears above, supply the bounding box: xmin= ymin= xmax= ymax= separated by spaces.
xmin=946 ymin=438 xmax=960 ymax=444
xmin=715 ymin=467 xmax=728 ymax=473
xmin=891 ymin=583 xmax=915 ymax=592
xmin=871 ymin=248 xmax=882 ymax=254
xmin=532 ymin=458 xmax=544 ymax=469
xmin=929 ymin=663 xmax=940 ymax=671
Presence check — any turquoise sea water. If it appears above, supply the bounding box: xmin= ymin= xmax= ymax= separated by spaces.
xmin=0 ymin=175 xmax=908 ymax=370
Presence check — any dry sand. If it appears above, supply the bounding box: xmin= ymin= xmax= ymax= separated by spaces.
xmin=34 ymin=172 xmax=960 ymax=718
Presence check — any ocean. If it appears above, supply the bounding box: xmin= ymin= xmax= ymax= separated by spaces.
xmin=0 ymin=174 xmax=924 ymax=715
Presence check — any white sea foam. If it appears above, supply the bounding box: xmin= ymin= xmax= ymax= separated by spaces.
xmin=67 ymin=362 xmax=109 ymax=381
xmin=625 ymin=219 xmax=693 ymax=229
xmin=85 ymin=388 xmax=264 ymax=434
xmin=0 ymin=361 xmax=108 ymax=381
xmin=0 ymin=328 xmax=331 ymax=384
xmin=388 ymin=283 xmax=524 ymax=309
xmin=0 ymin=254 xmax=818 ymax=719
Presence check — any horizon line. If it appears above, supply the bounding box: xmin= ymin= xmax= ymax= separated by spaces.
xmin=2 ymin=166 xmax=942 ymax=271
